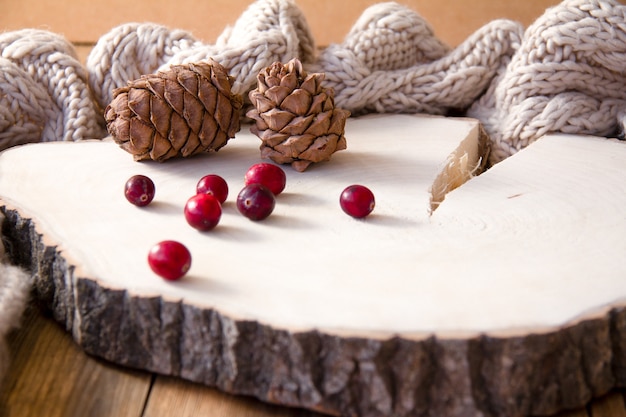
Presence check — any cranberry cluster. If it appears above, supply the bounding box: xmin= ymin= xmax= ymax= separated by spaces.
xmin=124 ymin=163 xmax=375 ymax=281
xmin=125 ymin=163 xmax=286 ymax=280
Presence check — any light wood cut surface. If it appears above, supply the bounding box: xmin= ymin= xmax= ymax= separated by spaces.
xmin=0 ymin=115 xmax=489 ymax=334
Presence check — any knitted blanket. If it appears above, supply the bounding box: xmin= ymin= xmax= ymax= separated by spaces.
xmin=1 ymin=0 xmax=625 ymax=386
xmin=0 ymin=214 xmax=31 ymax=386
xmin=2 ymin=0 xmax=626 ymax=161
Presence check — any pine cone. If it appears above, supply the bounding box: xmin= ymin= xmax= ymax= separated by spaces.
xmin=105 ymin=60 xmax=243 ymax=162
xmin=247 ymin=58 xmax=350 ymax=172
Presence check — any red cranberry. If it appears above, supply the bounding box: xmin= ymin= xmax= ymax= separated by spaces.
xmin=124 ymin=174 xmax=155 ymax=206
xmin=236 ymin=183 xmax=276 ymax=221
xmin=148 ymin=240 xmax=191 ymax=280
xmin=244 ymin=163 xmax=286 ymax=195
xmin=184 ymin=194 xmax=222 ymax=231
xmin=340 ymin=185 xmax=375 ymax=218
xmin=196 ymin=174 xmax=228 ymax=204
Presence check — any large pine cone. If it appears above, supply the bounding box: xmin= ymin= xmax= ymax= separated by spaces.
xmin=247 ymin=59 xmax=350 ymax=172
xmin=105 ymin=60 xmax=243 ymax=162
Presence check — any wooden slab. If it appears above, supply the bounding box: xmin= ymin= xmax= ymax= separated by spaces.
xmin=1 ymin=114 xmax=625 ymax=417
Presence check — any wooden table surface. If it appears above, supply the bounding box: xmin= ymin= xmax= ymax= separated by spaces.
xmin=0 ymin=303 xmax=624 ymax=417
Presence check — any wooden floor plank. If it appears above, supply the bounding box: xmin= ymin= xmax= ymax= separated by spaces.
xmin=143 ymin=376 xmax=325 ymax=417
xmin=591 ymin=392 xmax=626 ymax=417
xmin=0 ymin=304 xmax=152 ymax=417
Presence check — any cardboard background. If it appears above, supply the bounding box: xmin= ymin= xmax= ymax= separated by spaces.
xmin=2 ymin=0 xmax=559 ymax=52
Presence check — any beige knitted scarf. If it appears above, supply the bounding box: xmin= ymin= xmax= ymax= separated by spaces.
xmin=1 ymin=0 xmax=625 ymax=384
xmin=2 ymin=0 xmax=625 ymax=162
xmin=0 ymin=214 xmax=31 ymax=386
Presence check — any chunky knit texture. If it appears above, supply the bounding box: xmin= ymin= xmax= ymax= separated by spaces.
xmin=468 ymin=0 xmax=626 ymax=162
xmin=0 ymin=214 xmax=31 ymax=388
xmin=0 ymin=29 xmax=106 ymax=151
xmin=1 ymin=0 xmax=625 ymax=161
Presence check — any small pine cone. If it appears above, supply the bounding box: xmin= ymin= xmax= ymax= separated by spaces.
xmin=247 ymin=58 xmax=350 ymax=172
xmin=105 ymin=60 xmax=243 ymax=162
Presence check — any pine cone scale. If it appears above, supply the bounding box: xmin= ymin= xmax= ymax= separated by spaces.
xmin=188 ymin=62 xmax=211 ymax=81
xmin=151 ymin=134 xmax=176 ymax=161
xmin=280 ymin=71 xmax=298 ymax=90
xmin=129 ymin=119 xmax=153 ymax=152
xmin=199 ymin=113 xmax=218 ymax=147
xmin=183 ymin=92 xmax=203 ymax=133
xmin=300 ymin=75 xmax=319 ymax=95
xmin=249 ymin=92 xmax=274 ymax=113
xmin=210 ymin=67 xmax=234 ymax=96
xmin=281 ymin=89 xmax=311 ymax=116
xmin=146 ymin=78 xmax=165 ymax=98
xmin=176 ymin=69 xmax=198 ymax=96
xmin=169 ymin=112 xmax=190 ymax=150
xmin=215 ymin=93 xmax=234 ymax=134
xmin=261 ymin=108 xmax=295 ymax=131
xmin=106 ymin=60 xmax=242 ymax=162
xmin=299 ymin=135 xmax=339 ymax=162
xmin=163 ymin=79 xmax=184 ymax=115
xmin=261 ymin=146 xmax=291 ymax=164
xmin=307 ymin=93 xmax=327 ymax=115
xmin=247 ymin=59 xmax=349 ymax=172
xmin=279 ymin=115 xmax=315 ymax=136
xmin=330 ymin=109 xmax=351 ymax=135
xmin=275 ymin=134 xmax=315 ymax=157
xmin=108 ymin=115 xmax=129 ymax=139
xmin=181 ymin=132 xmax=200 ymax=157
xmin=197 ymin=82 xmax=217 ymax=115
xmin=213 ymin=130 xmax=228 ymax=150
xmin=150 ymin=98 xmax=172 ymax=138
xmin=304 ymin=113 xmax=331 ymax=137
xmin=107 ymin=91 xmax=130 ymax=119
xmin=127 ymin=88 xmax=151 ymax=122
xmin=259 ymin=130 xmax=289 ymax=147
xmin=265 ymin=86 xmax=292 ymax=107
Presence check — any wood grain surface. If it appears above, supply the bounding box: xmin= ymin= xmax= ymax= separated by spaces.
xmin=2 ymin=304 xmax=626 ymax=417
